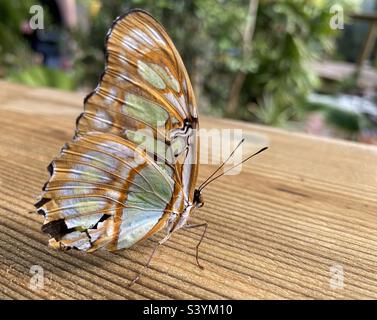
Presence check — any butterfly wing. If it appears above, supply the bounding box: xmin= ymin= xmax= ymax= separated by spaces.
xmin=35 ymin=10 xmax=199 ymax=251
xmin=78 ymin=9 xmax=199 ymax=205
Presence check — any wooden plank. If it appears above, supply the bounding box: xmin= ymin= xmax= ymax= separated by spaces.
xmin=311 ymin=60 xmax=377 ymax=90
xmin=0 ymin=81 xmax=376 ymax=299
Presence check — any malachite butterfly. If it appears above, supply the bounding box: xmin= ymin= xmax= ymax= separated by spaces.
xmin=35 ymin=9 xmax=267 ymax=281
xmin=35 ymin=9 xmax=203 ymax=256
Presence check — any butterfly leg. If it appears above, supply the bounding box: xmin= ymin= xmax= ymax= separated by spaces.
xmin=183 ymin=222 xmax=208 ymax=270
xmin=128 ymin=241 xmax=161 ymax=287
xmin=128 ymin=232 xmax=173 ymax=287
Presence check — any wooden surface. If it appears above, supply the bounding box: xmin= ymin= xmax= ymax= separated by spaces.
xmin=0 ymin=81 xmax=377 ymax=300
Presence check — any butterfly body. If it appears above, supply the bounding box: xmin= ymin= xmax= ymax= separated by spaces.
xmin=35 ymin=9 xmax=201 ymax=253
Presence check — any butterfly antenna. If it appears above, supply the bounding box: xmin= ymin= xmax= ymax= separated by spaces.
xmin=198 ymin=138 xmax=245 ymax=191
xmin=199 ymin=146 xmax=268 ymax=191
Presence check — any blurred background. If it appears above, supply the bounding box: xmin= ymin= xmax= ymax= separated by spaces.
xmin=1 ymin=0 xmax=377 ymax=144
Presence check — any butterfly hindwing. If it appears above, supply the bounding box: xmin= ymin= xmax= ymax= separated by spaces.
xmin=38 ymin=133 xmax=176 ymax=251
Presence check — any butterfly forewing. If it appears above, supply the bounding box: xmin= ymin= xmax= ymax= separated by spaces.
xmin=35 ymin=10 xmax=199 ymax=251
xmin=78 ymin=10 xmax=196 ymax=135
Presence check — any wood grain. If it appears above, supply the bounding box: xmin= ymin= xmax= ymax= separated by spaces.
xmin=0 ymin=81 xmax=376 ymax=300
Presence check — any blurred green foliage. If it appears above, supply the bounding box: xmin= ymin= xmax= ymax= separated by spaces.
xmin=7 ymin=65 xmax=76 ymax=90
xmin=304 ymin=99 xmax=374 ymax=137
xmin=0 ymin=0 xmax=372 ymax=139
xmin=0 ymin=0 xmax=76 ymax=89
xmin=241 ymin=1 xmax=362 ymax=126
xmin=74 ymin=0 xmax=360 ymax=126
xmin=0 ymin=0 xmax=33 ymax=72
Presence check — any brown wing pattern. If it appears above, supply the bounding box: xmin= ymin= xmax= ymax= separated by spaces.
xmin=77 ymin=9 xmax=198 ymax=136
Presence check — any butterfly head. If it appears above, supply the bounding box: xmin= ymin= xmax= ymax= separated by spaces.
xmin=193 ymin=189 xmax=204 ymax=209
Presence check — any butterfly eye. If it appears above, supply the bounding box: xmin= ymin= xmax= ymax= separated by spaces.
xmin=195 ymin=194 xmax=204 ymax=208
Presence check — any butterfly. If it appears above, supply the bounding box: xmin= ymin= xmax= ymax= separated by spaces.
xmin=34 ymin=9 xmax=267 ymax=283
